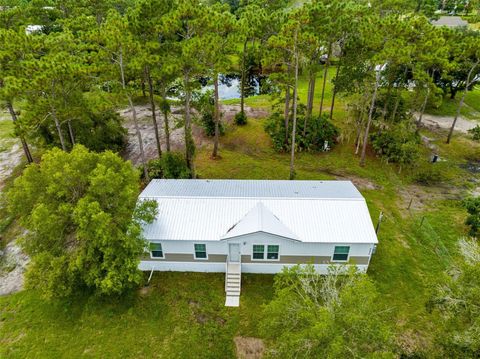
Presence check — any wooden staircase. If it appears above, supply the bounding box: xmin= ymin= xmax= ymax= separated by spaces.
xmin=225 ymin=262 xmax=241 ymax=307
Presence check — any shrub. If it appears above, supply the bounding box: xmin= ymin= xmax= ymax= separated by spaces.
xmin=468 ymin=125 xmax=480 ymax=141
xmin=412 ymin=161 xmax=452 ymax=185
xmin=463 ymin=197 xmax=480 ymax=237
xmin=265 ymin=112 xmax=339 ymax=152
xmin=371 ymin=121 xmax=421 ymax=166
xmin=234 ymin=111 xmax=248 ymax=125
xmin=192 ymin=90 xmax=224 ymax=137
xmin=147 ymin=152 xmax=191 ymax=179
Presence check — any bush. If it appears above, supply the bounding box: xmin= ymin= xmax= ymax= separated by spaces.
xmin=412 ymin=161 xmax=452 ymax=185
xmin=468 ymin=125 xmax=480 ymax=141
xmin=234 ymin=111 xmax=248 ymax=125
xmin=147 ymin=152 xmax=191 ymax=179
xmin=265 ymin=112 xmax=339 ymax=152
xmin=371 ymin=121 xmax=421 ymax=166
xmin=463 ymin=197 xmax=480 ymax=237
xmin=192 ymin=90 xmax=224 ymax=137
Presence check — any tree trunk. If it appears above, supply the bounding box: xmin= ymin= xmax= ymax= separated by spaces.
xmin=284 ymin=85 xmax=291 ymax=146
xmin=304 ymin=68 xmax=316 ymax=137
xmin=119 ymin=47 xmax=149 ymax=180
xmin=329 ymin=64 xmax=341 ymax=120
xmin=162 ymin=89 xmax=171 ymax=152
xmin=382 ymin=83 xmax=392 ymax=120
xmin=306 ymin=68 xmax=316 ymax=118
xmin=391 ymin=90 xmax=401 ymax=122
xmin=212 ymin=74 xmax=220 ymax=158
xmin=128 ymin=95 xmax=149 ymax=180
xmin=67 ymin=120 xmax=75 ymax=146
xmin=184 ymin=73 xmax=195 ymax=176
xmin=289 ymin=28 xmax=299 ymax=181
xmin=240 ymin=39 xmax=248 ymax=114
xmin=319 ymin=42 xmax=332 ymax=116
xmin=6 ymin=101 xmax=33 ymax=163
xmin=51 ymin=108 xmax=66 ymax=151
xmin=447 ymin=61 xmax=479 ymax=144
xmin=146 ymin=66 xmax=162 ymax=158
xmin=360 ymin=73 xmax=380 ymax=167
xmin=417 ymin=87 xmax=429 ymax=126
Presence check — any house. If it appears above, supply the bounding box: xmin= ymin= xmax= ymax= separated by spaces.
xmin=432 ymin=16 xmax=469 ymax=28
xmin=138 ymin=179 xmax=378 ymax=306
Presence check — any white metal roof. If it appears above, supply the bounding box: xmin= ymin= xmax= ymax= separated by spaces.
xmin=139 ymin=179 xmax=378 ymax=244
xmin=222 ymin=202 xmax=299 ymax=241
xmin=140 ymin=179 xmax=363 ymax=200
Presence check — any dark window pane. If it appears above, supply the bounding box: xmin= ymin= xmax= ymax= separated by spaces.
xmin=150 ymin=243 xmax=162 ymax=251
xmin=253 ymin=252 xmax=264 ymax=259
xmin=334 ymin=246 xmax=350 ymax=254
xmin=195 ymin=251 xmax=207 ymax=259
xmin=195 ymin=244 xmax=206 ymax=252
xmin=152 ymin=250 xmax=163 ymax=258
xmin=267 ymin=252 xmax=278 ymax=260
xmin=332 ymin=253 xmax=348 ymax=261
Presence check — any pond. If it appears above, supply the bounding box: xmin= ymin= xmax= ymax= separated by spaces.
xmin=200 ymin=73 xmax=272 ymax=100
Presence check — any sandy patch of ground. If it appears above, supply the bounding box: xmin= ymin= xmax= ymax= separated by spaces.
xmin=120 ymin=105 xmax=186 ymax=165
xmin=120 ymin=104 xmax=270 ymax=164
xmin=0 ymin=114 xmax=23 ymax=191
xmin=418 ymin=113 xmax=479 ymax=134
xmin=221 ymin=104 xmax=270 ymax=124
xmin=398 ymin=184 xmax=462 ymax=213
xmin=0 ymin=240 xmax=30 ymax=296
xmin=234 ymin=336 xmax=265 ymax=359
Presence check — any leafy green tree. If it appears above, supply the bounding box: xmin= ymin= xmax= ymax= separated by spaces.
xmin=196 ymin=3 xmax=236 ymax=158
xmin=165 ymin=0 xmax=213 ymax=176
xmin=7 ymin=145 xmax=157 ymax=298
xmin=128 ymin=0 xmax=174 ymax=158
xmin=261 ymin=265 xmax=395 ymax=358
xmin=0 ymin=28 xmax=34 ymax=163
xmin=446 ymin=30 xmax=480 ymax=144
xmin=23 ymin=31 xmax=88 ymax=151
xmin=100 ymin=10 xmax=149 ymax=179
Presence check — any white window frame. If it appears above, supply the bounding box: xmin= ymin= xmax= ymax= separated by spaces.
xmin=194 ymin=243 xmax=208 ymax=260
xmin=251 ymin=244 xmax=280 ymax=261
xmin=266 ymin=245 xmax=280 ymax=261
xmin=331 ymin=245 xmax=350 ymax=262
xmin=149 ymin=241 xmax=164 ymax=259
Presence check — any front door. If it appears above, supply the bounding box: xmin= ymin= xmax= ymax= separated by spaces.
xmin=229 ymin=243 xmax=240 ymax=262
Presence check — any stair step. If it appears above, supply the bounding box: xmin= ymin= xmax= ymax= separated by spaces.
xmin=227 ymin=284 xmax=240 ymax=289
xmin=226 ymin=289 xmax=241 ymax=295
xmin=225 ymin=295 xmax=240 ymax=307
xmin=227 ymin=279 xmax=240 ymax=284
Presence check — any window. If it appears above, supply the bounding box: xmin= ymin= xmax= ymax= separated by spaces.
xmin=194 ymin=244 xmax=207 ymax=259
xmin=252 ymin=245 xmax=279 ymax=260
xmin=267 ymin=245 xmax=279 ymax=260
xmin=252 ymin=245 xmax=265 ymax=259
xmin=150 ymin=242 xmax=163 ymax=258
xmin=332 ymin=246 xmax=350 ymax=261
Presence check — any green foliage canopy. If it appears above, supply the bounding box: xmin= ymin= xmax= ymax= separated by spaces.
xmin=7 ymin=145 xmax=157 ymax=298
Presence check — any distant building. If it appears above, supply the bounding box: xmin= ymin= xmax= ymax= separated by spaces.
xmin=432 ymin=16 xmax=469 ymax=28
xmin=138 ymin=179 xmax=378 ymax=306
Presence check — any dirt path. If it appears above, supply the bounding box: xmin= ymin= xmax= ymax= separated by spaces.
xmin=419 ymin=113 xmax=479 ymax=134
xmin=0 ymin=113 xmax=23 ymax=191
xmin=120 ymin=104 xmax=270 ymax=165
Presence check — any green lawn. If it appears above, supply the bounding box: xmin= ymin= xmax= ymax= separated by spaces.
xmin=1 ymin=67 xmax=479 ymax=357
xmin=426 ymin=87 xmax=480 ymax=120
xmin=1 ymin=273 xmax=274 ymax=358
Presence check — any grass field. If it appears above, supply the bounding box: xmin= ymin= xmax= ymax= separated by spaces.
xmin=426 ymin=86 xmax=480 ymax=120
xmin=1 ymin=68 xmax=479 ymax=357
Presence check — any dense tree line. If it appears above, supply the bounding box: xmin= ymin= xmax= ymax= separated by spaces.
xmin=1 ymin=0 xmax=479 ymax=180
